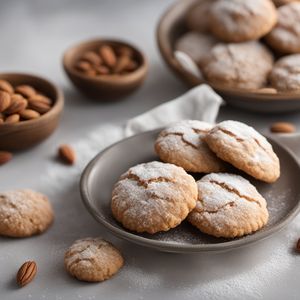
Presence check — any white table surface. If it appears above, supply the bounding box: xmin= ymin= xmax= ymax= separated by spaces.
xmin=1 ymin=1 xmax=300 ymax=299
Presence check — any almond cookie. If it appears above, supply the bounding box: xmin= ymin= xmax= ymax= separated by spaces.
xmin=200 ymin=41 xmax=274 ymax=90
xmin=175 ymin=32 xmax=218 ymax=64
xmin=269 ymin=54 xmax=300 ymax=92
xmin=266 ymin=3 xmax=300 ymax=54
xmin=188 ymin=173 xmax=269 ymax=238
xmin=155 ymin=120 xmax=226 ymax=173
xmin=64 ymin=238 xmax=124 ymax=282
xmin=205 ymin=121 xmax=280 ymax=183
xmin=0 ymin=189 xmax=54 ymax=237
xmin=111 ymin=161 xmax=198 ymax=234
xmin=209 ymin=0 xmax=277 ymax=42
xmin=185 ymin=0 xmax=216 ymax=33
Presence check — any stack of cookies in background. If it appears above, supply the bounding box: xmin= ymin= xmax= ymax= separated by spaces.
xmin=176 ymin=0 xmax=300 ymax=93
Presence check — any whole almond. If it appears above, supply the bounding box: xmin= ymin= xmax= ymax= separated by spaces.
xmin=76 ymin=61 xmax=92 ymax=72
xmin=16 ymin=261 xmax=37 ymax=287
xmin=0 ymin=79 xmax=14 ymax=94
xmin=15 ymin=85 xmax=36 ymax=98
xmin=270 ymin=122 xmax=296 ymax=134
xmin=125 ymin=60 xmax=138 ymax=72
xmin=83 ymin=69 xmax=97 ymax=77
xmin=28 ymin=100 xmax=51 ymax=114
xmin=0 ymin=151 xmax=12 ymax=165
xmin=117 ymin=46 xmax=134 ymax=58
xmin=95 ymin=65 xmax=110 ymax=75
xmin=5 ymin=95 xmax=28 ymax=114
xmin=99 ymin=45 xmax=117 ymax=68
xmin=5 ymin=114 xmax=20 ymax=124
xmin=0 ymin=91 xmax=11 ymax=112
xmin=296 ymin=238 xmax=300 ymax=253
xmin=58 ymin=144 xmax=76 ymax=165
xmin=19 ymin=109 xmax=40 ymax=120
xmin=28 ymin=94 xmax=52 ymax=106
xmin=82 ymin=51 xmax=102 ymax=66
xmin=0 ymin=118 xmax=3 ymax=124
xmin=114 ymin=55 xmax=131 ymax=74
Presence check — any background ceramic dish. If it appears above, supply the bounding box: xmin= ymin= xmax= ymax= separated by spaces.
xmin=156 ymin=0 xmax=300 ymax=113
xmin=0 ymin=73 xmax=64 ymax=151
xmin=63 ymin=38 xmax=148 ymax=100
xmin=80 ymin=129 xmax=300 ymax=253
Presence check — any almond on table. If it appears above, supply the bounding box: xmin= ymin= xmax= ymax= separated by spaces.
xmin=16 ymin=261 xmax=37 ymax=287
xmin=270 ymin=122 xmax=296 ymax=133
xmin=0 ymin=151 xmax=12 ymax=165
xmin=58 ymin=144 xmax=76 ymax=165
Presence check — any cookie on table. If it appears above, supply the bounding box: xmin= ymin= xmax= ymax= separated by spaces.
xmin=64 ymin=238 xmax=124 ymax=282
xmin=200 ymin=41 xmax=274 ymax=90
xmin=111 ymin=161 xmax=198 ymax=234
xmin=204 ymin=121 xmax=280 ymax=183
xmin=185 ymin=0 xmax=216 ymax=33
xmin=175 ymin=32 xmax=218 ymax=63
xmin=269 ymin=54 xmax=300 ymax=92
xmin=188 ymin=173 xmax=269 ymax=238
xmin=266 ymin=3 xmax=300 ymax=54
xmin=155 ymin=120 xmax=226 ymax=173
xmin=273 ymin=0 xmax=299 ymax=7
xmin=209 ymin=0 xmax=277 ymax=42
xmin=0 ymin=189 xmax=54 ymax=237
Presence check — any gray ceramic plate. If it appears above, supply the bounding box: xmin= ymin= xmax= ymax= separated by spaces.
xmin=80 ymin=129 xmax=300 ymax=253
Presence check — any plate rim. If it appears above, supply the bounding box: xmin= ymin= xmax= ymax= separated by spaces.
xmin=80 ymin=129 xmax=300 ymax=253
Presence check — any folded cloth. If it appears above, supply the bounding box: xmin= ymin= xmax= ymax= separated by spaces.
xmin=125 ymin=84 xmax=223 ymax=136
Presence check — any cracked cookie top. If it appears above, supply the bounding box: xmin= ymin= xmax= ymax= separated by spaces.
xmin=200 ymin=41 xmax=274 ymax=90
xmin=209 ymin=0 xmax=277 ymax=42
xmin=188 ymin=173 xmax=269 ymax=238
xmin=266 ymin=3 xmax=300 ymax=54
xmin=111 ymin=161 xmax=198 ymax=234
xmin=205 ymin=121 xmax=280 ymax=183
xmin=155 ymin=120 xmax=226 ymax=173
xmin=64 ymin=237 xmax=124 ymax=282
xmin=0 ymin=189 xmax=54 ymax=237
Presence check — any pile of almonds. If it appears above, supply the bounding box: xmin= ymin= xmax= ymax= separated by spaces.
xmin=75 ymin=44 xmax=139 ymax=77
xmin=0 ymin=79 xmax=53 ymax=124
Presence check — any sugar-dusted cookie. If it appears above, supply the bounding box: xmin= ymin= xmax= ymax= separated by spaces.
xmin=111 ymin=161 xmax=197 ymax=234
xmin=175 ymin=32 xmax=218 ymax=63
xmin=64 ymin=238 xmax=124 ymax=282
xmin=209 ymin=0 xmax=277 ymax=42
xmin=273 ymin=0 xmax=299 ymax=7
xmin=266 ymin=3 xmax=300 ymax=54
xmin=188 ymin=173 xmax=269 ymax=238
xmin=200 ymin=41 xmax=274 ymax=90
xmin=205 ymin=121 xmax=280 ymax=183
xmin=155 ymin=120 xmax=226 ymax=173
xmin=269 ymin=54 xmax=300 ymax=92
xmin=0 ymin=189 xmax=54 ymax=237
xmin=185 ymin=0 xmax=216 ymax=33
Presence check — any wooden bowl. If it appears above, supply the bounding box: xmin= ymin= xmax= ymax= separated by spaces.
xmin=157 ymin=0 xmax=300 ymax=113
xmin=0 ymin=73 xmax=64 ymax=151
xmin=63 ymin=38 xmax=148 ymax=100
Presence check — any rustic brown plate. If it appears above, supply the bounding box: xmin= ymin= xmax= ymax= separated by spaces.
xmin=63 ymin=38 xmax=148 ymax=100
xmin=157 ymin=0 xmax=300 ymax=113
xmin=0 ymin=73 xmax=64 ymax=151
xmin=80 ymin=129 xmax=300 ymax=253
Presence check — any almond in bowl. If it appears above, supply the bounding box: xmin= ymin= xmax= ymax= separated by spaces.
xmin=63 ymin=39 xmax=148 ymax=100
xmin=0 ymin=73 xmax=64 ymax=151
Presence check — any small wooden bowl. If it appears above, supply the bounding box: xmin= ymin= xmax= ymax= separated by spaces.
xmin=0 ymin=73 xmax=64 ymax=151
xmin=157 ymin=0 xmax=300 ymax=113
xmin=63 ymin=38 xmax=148 ymax=100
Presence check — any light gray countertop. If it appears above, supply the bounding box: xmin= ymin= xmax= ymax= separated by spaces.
xmin=1 ymin=1 xmax=300 ymax=299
